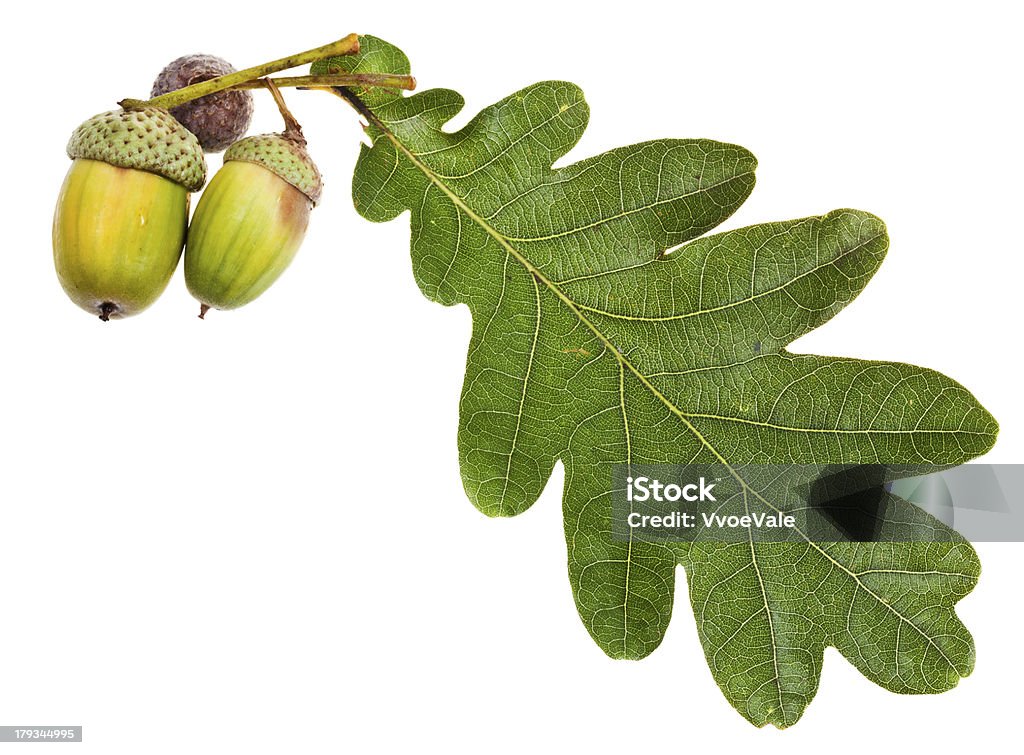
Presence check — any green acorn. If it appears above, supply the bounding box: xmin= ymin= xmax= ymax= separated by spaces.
xmin=53 ymin=108 xmax=207 ymax=320
xmin=184 ymin=129 xmax=322 ymax=317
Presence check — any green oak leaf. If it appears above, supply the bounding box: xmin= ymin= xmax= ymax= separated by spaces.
xmin=322 ymin=37 xmax=998 ymax=727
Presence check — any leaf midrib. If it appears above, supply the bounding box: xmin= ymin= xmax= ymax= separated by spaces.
xmin=363 ymin=100 xmax=963 ymax=678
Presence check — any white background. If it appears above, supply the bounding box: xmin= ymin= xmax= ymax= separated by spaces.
xmin=1 ymin=1 xmax=1020 ymax=752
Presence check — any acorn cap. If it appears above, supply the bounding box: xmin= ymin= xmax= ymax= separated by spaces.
xmin=67 ymin=108 xmax=207 ymax=192
xmin=224 ymin=133 xmax=322 ymax=205
xmin=151 ymin=54 xmax=254 ymax=153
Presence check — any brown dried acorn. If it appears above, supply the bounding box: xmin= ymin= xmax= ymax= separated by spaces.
xmin=184 ymin=125 xmax=322 ymax=317
xmin=52 ymin=108 xmax=206 ymax=320
xmin=151 ymin=55 xmax=254 ymax=153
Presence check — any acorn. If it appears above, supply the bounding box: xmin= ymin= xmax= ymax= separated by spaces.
xmin=151 ymin=54 xmax=254 ymax=153
xmin=184 ymin=127 xmax=322 ymax=317
xmin=53 ymin=108 xmax=206 ymax=321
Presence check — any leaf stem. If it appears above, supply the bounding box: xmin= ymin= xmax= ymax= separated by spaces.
xmin=118 ymin=33 xmax=361 ymax=111
xmin=330 ymin=86 xmax=384 ymax=126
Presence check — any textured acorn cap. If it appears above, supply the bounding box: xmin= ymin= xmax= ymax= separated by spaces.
xmin=224 ymin=133 xmax=323 ymax=205
xmin=67 ymin=108 xmax=207 ymax=192
xmin=151 ymin=54 xmax=254 ymax=153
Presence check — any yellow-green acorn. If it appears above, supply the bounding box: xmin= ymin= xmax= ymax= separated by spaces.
xmin=184 ymin=131 xmax=322 ymax=317
xmin=53 ymin=108 xmax=207 ymax=320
